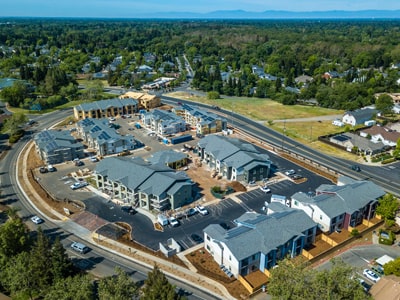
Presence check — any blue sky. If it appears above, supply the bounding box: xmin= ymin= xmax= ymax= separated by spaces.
xmin=1 ymin=0 xmax=399 ymax=18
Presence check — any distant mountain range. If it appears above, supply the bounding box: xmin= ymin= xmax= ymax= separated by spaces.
xmin=139 ymin=10 xmax=400 ymax=19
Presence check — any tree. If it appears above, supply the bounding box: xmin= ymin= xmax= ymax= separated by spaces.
xmin=0 ymin=81 xmax=30 ymax=107
xmin=207 ymin=91 xmax=220 ymax=100
xmin=268 ymin=258 xmax=368 ymax=300
xmin=44 ymin=275 xmax=95 ymax=300
xmin=376 ymin=194 xmax=399 ymax=225
xmin=51 ymin=236 xmax=74 ymax=281
xmin=3 ymin=113 xmax=28 ymax=136
xmin=384 ymin=257 xmax=400 ymax=276
xmin=30 ymin=227 xmax=54 ymax=292
xmin=1 ymin=251 xmax=38 ymax=300
xmin=98 ymin=266 xmax=138 ymax=300
xmin=0 ymin=217 xmax=30 ymax=266
xmin=375 ymin=94 xmax=394 ymax=116
xmin=141 ymin=265 xmax=180 ymax=300
xmin=5 ymin=206 xmax=20 ymax=220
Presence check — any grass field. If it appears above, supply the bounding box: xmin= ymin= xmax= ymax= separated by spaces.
xmin=166 ymin=91 xmax=362 ymax=160
xmin=168 ymin=91 xmax=344 ymax=121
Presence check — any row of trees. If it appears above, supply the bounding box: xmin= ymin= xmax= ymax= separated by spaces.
xmin=0 ymin=207 xmax=184 ymax=299
xmin=0 ymin=19 xmax=399 ymax=110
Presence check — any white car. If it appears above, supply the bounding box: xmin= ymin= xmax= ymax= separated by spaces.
xmin=70 ymin=182 xmax=88 ymax=190
xmin=90 ymin=156 xmax=98 ymax=162
xmin=196 ymin=205 xmax=209 ymax=216
xmin=31 ymin=215 xmax=44 ymax=224
xmin=285 ymin=169 xmax=296 ymax=176
xmin=169 ymin=217 xmax=180 ymax=227
xmin=363 ymin=269 xmax=381 ymax=283
xmin=260 ymin=185 xmax=271 ymax=193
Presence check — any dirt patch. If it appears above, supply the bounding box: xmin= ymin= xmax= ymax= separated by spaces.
xmin=186 ymin=249 xmax=251 ymax=299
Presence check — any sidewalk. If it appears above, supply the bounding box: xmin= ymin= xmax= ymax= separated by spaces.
xmin=17 ymin=141 xmax=235 ymax=299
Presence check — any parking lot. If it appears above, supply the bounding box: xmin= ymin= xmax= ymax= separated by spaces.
xmin=36 ymin=113 xmax=335 ymax=251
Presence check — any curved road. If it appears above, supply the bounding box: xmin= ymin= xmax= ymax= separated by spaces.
xmin=0 ymin=109 xmax=220 ymax=300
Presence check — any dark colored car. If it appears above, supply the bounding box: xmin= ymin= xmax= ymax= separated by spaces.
xmin=350 ymin=165 xmax=361 ymax=172
xmin=121 ymin=205 xmax=136 ymax=215
xmin=191 ymin=234 xmax=203 ymax=243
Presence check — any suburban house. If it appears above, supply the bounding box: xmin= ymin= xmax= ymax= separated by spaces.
xmin=120 ymin=91 xmax=161 ymax=110
xmin=141 ymin=109 xmax=186 ymax=136
xmin=197 ymin=135 xmax=271 ymax=183
xmin=360 ymin=125 xmax=400 ymax=147
xmin=295 ymin=74 xmax=314 ymax=85
xmin=174 ymin=104 xmax=227 ymax=135
xmin=290 ymin=177 xmax=386 ymax=233
xmin=94 ymin=156 xmax=194 ymax=211
xmin=73 ymin=98 xmax=138 ymax=120
xmin=329 ymin=132 xmax=385 ymax=155
xmin=34 ymin=129 xmax=85 ymax=164
xmin=203 ymin=207 xmax=318 ymax=279
xmin=342 ymin=108 xmax=378 ymax=126
xmin=76 ymin=118 xmax=143 ymax=156
xmin=147 ymin=150 xmax=188 ymax=170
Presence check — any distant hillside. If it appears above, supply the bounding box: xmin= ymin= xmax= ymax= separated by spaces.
xmin=140 ymin=10 xmax=400 ymax=19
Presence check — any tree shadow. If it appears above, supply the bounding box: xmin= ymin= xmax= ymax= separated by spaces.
xmin=0 ymin=197 xmax=18 ymax=205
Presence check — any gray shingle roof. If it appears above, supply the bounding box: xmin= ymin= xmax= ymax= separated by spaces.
xmin=344 ymin=108 xmax=378 ymax=123
xmin=74 ymin=98 xmax=138 ymax=112
xmin=292 ymin=180 xmax=385 ymax=217
xmin=95 ymin=157 xmax=191 ymax=197
xmin=147 ymin=150 xmax=187 ymax=165
xmin=198 ymin=135 xmax=271 ymax=171
xmin=204 ymin=209 xmax=316 ymax=261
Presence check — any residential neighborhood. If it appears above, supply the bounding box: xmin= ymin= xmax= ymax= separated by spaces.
xmin=1 ymin=16 xmax=400 ymax=300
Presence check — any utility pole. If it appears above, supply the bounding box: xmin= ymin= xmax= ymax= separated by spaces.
xmin=281 ymin=120 xmax=286 ymax=151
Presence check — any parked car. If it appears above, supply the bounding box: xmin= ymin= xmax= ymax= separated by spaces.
xmin=186 ymin=208 xmax=197 ymax=216
xmin=356 ymin=278 xmax=371 ymax=293
xmin=248 ymin=180 xmax=256 ymax=186
xmin=121 ymin=205 xmax=136 ymax=215
xmin=169 ymin=217 xmax=180 ymax=227
xmin=363 ymin=269 xmax=381 ymax=283
xmin=259 ymin=185 xmax=271 ymax=193
xmin=196 ymin=205 xmax=209 ymax=215
xmin=39 ymin=166 xmax=48 ymax=173
xmin=74 ymin=160 xmax=84 ymax=166
xmin=285 ymin=169 xmax=296 ymax=176
xmin=70 ymin=182 xmax=88 ymax=190
xmin=31 ymin=215 xmax=44 ymax=224
xmin=191 ymin=234 xmax=203 ymax=243
xmin=90 ymin=156 xmax=98 ymax=162
xmin=47 ymin=164 xmax=56 ymax=172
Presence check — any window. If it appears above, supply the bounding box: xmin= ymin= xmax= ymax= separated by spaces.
xmin=320 ymin=215 xmax=323 ymax=220
xmin=229 ymin=255 xmax=231 ymax=261
xmin=294 ymin=200 xmax=298 ymax=206
xmin=207 ymin=235 xmax=210 ymax=241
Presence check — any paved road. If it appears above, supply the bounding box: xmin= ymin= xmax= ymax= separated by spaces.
xmin=0 ymin=110 xmax=222 ymax=300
